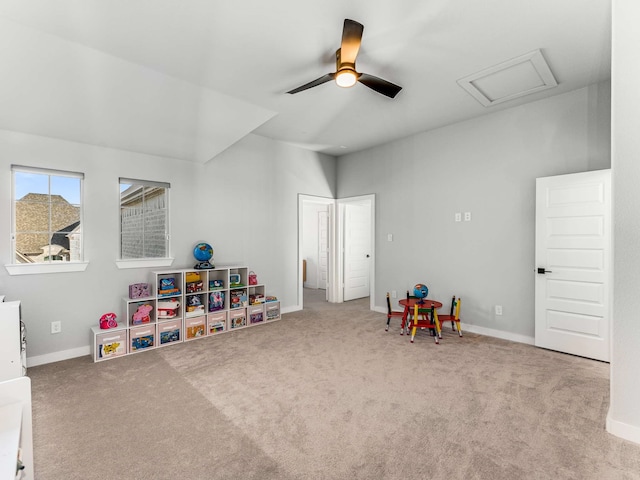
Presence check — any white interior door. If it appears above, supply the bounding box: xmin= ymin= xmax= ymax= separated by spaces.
xmin=535 ymin=169 xmax=611 ymax=362
xmin=318 ymin=210 xmax=329 ymax=291
xmin=343 ymin=202 xmax=371 ymax=301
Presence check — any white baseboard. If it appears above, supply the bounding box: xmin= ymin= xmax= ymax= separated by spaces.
xmin=375 ymin=306 xmax=535 ymax=345
xmin=27 ymin=345 xmax=90 ymax=368
xmin=606 ymin=411 xmax=640 ymax=445
xmin=461 ymin=323 xmax=535 ymax=345
xmin=281 ymin=305 xmax=302 ymax=315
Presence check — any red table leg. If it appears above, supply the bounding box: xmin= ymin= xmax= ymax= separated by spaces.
xmin=400 ymin=305 xmax=409 ymax=335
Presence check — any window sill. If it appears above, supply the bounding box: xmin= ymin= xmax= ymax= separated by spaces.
xmin=5 ymin=262 xmax=89 ymax=276
xmin=116 ymin=258 xmax=174 ymax=270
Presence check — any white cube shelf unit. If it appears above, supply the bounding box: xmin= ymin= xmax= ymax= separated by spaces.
xmin=91 ymin=266 xmax=280 ymax=362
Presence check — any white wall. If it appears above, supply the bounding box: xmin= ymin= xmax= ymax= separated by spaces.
xmin=0 ymin=129 xmax=203 ymax=362
xmin=201 ymin=134 xmax=336 ymax=310
xmin=609 ymin=0 xmax=640 ymax=444
xmin=337 ymin=83 xmax=611 ymax=341
xmin=0 ymin=130 xmax=336 ymax=362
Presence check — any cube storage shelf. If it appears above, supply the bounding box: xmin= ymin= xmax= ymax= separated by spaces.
xmin=91 ymin=266 xmax=280 ymax=362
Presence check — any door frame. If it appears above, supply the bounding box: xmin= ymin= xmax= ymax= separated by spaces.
xmin=337 ymin=194 xmax=376 ymax=310
xmin=298 ymin=195 xmax=336 ymax=309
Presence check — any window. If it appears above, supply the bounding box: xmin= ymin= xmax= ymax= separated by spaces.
xmin=119 ymin=178 xmax=170 ymax=260
xmin=11 ymin=166 xmax=83 ymax=265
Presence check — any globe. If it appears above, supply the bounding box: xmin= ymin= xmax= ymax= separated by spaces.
xmin=193 ymin=243 xmax=213 ymax=262
xmin=414 ymin=283 xmax=429 ymax=299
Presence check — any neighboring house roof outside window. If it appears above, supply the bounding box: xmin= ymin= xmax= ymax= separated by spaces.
xmin=50 ymin=221 xmax=81 ymax=251
xmin=15 ymin=193 xmax=80 ymax=256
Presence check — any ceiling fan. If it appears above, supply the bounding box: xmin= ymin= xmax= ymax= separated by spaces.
xmin=287 ymin=19 xmax=402 ymax=99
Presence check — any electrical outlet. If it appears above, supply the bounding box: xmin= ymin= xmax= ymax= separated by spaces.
xmin=51 ymin=321 xmax=62 ymax=334
xmin=495 ymin=305 xmax=503 ymax=316
xmin=455 ymin=212 xmax=462 ymax=222
xmin=387 ymin=233 xmax=393 ymax=242
xmin=464 ymin=212 xmax=472 ymax=222
xmin=391 ymin=290 xmax=397 ymax=298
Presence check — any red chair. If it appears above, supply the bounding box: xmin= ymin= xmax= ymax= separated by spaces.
xmin=410 ymin=303 xmax=441 ymax=344
xmin=385 ymin=292 xmax=404 ymax=332
xmin=438 ymin=296 xmax=462 ymax=337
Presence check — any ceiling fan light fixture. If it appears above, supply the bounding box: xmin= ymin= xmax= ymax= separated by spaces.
xmin=335 ymin=70 xmax=357 ymax=88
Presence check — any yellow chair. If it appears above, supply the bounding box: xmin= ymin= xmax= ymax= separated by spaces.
xmin=438 ymin=296 xmax=462 ymax=337
xmin=410 ymin=303 xmax=441 ymax=344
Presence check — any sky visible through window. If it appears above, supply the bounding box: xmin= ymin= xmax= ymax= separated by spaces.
xmin=15 ymin=172 xmax=81 ymax=204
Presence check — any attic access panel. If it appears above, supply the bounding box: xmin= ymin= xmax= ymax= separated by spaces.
xmin=457 ymin=49 xmax=558 ymax=107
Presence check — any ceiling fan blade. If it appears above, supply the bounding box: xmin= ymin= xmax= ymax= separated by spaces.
xmin=340 ymin=19 xmax=364 ymax=65
xmin=287 ymin=74 xmax=336 ymax=94
xmin=358 ymin=73 xmax=402 ymax=99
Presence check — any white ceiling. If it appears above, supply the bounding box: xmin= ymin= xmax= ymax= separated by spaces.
xmin=0 ymin=0 xmax=611 ymax=161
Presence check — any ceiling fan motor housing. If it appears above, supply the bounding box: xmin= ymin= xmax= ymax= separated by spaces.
xmin=335 ymin=49 xmax=359 ymax=87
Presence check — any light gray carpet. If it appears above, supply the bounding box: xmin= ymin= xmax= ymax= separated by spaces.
xmin=28 ymin=289 xmax=640 ymax=479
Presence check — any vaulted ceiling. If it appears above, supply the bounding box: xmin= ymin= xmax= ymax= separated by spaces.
xmin=0 ymin=0 xmax=611 ymax=162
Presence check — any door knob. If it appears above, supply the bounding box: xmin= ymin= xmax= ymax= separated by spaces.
xmin=537 ymin=267 xmax=552 ymax=274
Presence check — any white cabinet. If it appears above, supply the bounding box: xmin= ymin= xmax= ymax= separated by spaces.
xmin=0 ymin=300 xmax=32 ymax=479
xmin=0 ymin=375 xmax=33 ymax=479
xmin=0 ymin=302 xmax=24 ymax=382
xmin=91 ymin=266 xmax=280 ymax=362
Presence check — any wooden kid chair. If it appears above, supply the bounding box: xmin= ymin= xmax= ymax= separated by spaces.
xmin=438 ymin=296 xmax=462 ymax=337
xmin=410 ymin=303 xmax=441 ymax=344
xmin=385 ymin=292 xmax=404 ymax=332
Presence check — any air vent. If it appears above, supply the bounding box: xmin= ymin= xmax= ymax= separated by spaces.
xmin=457 ymin=49 xmax=557 ymax=107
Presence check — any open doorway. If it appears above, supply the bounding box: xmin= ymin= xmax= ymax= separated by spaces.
xmin=298 ymin=194 xmax=375 ymax=311
xmin=298 ymin=195 xmax=334 ymax=309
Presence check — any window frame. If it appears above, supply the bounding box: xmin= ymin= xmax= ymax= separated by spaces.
xmin=6 ymin=165 xmax=88 ymax=276
xmin=116 ymin=177 xmax=173 ymax=270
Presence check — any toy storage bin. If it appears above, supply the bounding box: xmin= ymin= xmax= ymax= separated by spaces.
xmin=94 ymin=328 xmax=128 ymax=361
xmin=158 ymin=319 xmax=182 ymax=346
xmin=229 ymin=308 xmax=247 ymax=330
xmin=265 ymin=301 xmax=281 ymax=321
xmin=247 ymin=304 xmax=264 ymax=325
xmin=208 ymin=311 xmax=227 ymax=335
xmin=185 ymin=316 xmax=206 ymax=341
xmin=130 ymin=324 xmax=156 ymax=352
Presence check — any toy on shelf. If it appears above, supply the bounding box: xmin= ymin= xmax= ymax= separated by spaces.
xmin=230 ymin=289 xmax=248 ymax=308
xmin=209 ymin=279 xmax=224 ymax=289
xmin=186 ymin=272 xmax=204 ymax=294
xmin=129 ymin=283 xmax=151 ymax=299
xmin=158 ymin=277 xmax=180 ymax=297
xmin=132 ymin=304 xmax=153 ymax=325
xmin=248 ymin=271 xmax=258 ymax=285
xmin=193 ymin=242 xmax=214 ymax=270
xmin=185 ymin=272 xmax=200 ymax=283
xmin=229 ymin=274 xmax=242 ymax=287
xmin=209 ymin=291 xmax=225 ymax=312
xmin=249 ymin=294 xmax=265 ymax=305
xmin=265 ymin=296 xmax=278 ymax=302
xmin=186 ymin=295 xmax=205 ymax=314
xmin=99 ymin=312 xmax=118 ymax=329
xmin=186 ymin=280 xmax=203 ymax=293
xmin=157 ymin=299 xmax=180 ymax=319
